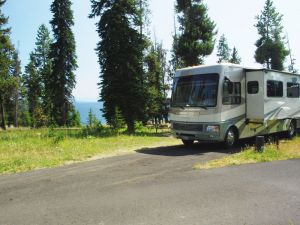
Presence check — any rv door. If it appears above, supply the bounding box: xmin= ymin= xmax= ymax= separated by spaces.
xmin=246 ymin=71 xmax=265 ymax=122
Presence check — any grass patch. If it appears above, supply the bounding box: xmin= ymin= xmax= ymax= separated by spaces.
xmin=0 ymin=127 xmax=180 ymax=174
xmin=194 ymin=137 xmax=300 ymax=170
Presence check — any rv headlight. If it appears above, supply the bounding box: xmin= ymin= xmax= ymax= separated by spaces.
xmin=206 ymin=125 xmax=220 ymax=133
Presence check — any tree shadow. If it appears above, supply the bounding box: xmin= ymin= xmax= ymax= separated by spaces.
xmin=136 ymin=141 xmax=246 ymax=157
xmin=136 ymin=130 xmax=300 ymax=157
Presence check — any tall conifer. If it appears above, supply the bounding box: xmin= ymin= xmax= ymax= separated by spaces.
xmin=229 ymin=47 xmax=242 ymax=64
xmin=173 ymin=0 xmax=216 ymax=67
xmin=254 ymin=0 xmax=288 ymax=70
xmin=34 ymin=24 xmax=53 ymax=119
xmin=11 ymin=50 xmax=21 ymax=127
xmin=23 ymin=25 xmax=53 ymax=127
xmin=90 ymin=0 xmax=147 ymax=133
xmin=144 ymin=42 xmax=167 ymax=124
xmin=0 ymin=0 xmax=17 ymax=130
xmin=50 ymin=0 xmax=77 ymax=126
xmin=216 ymin=34 xmax=231 ymax=63
xmin=23 ymin=54 xmax=42 ymax=127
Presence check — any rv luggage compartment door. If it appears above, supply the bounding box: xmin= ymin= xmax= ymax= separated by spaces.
xmin=246 ymin=71 xmax=265 ymax=122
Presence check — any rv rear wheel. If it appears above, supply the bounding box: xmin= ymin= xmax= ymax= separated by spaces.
xmin=224 ymin=128 xmax=237 ymax=148
xmin=182 ymin=139 xmax=194 ymax=147
xmin=286 ymin=121 xmax=296 ymax=139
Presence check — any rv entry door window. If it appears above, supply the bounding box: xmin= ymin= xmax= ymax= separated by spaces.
xmin=247 ymin=81 xmax=259 ymax=94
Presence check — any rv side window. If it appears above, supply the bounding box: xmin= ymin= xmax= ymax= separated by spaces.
xmin=287 ymin=82 xmax=300 ymax=98
xmin=267 ymin=80 xmax=283 ymax=97
xmin=247 ymin=81 xmax=259 ymax=94
xmin=223 ymin=82 xmax=241 ymax=105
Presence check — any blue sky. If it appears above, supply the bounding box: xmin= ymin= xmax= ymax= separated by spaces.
xmin=3 ymin=0 xmax=300 ymax=101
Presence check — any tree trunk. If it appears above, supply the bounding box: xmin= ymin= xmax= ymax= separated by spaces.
xmin=126 ymin=119 xmax=135 ymax=134
xmin=14 ymin=92 xmax=18 ymax=127
xmin=62 ymin=101 xmax=67 ymax=126
xmin=0 ymin=96 xmax=6 ymax=130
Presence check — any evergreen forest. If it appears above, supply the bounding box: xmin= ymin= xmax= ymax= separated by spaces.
xmin=0 ymin=0 xmax=297 ymax=133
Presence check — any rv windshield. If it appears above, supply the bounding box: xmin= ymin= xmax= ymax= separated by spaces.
xmin=171 ymin=74 xmax=219 ymax=108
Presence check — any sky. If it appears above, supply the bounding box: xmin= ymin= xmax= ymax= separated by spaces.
xmin=3 ymin=0 xmax=300 ymax=101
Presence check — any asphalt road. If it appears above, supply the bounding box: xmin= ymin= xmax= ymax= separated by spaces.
xmin=0 ymin=143 xmax=299 ymax=225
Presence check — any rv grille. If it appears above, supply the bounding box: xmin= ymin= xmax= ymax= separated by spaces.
xmin=173 ymin=123 xmax=203 ymax=132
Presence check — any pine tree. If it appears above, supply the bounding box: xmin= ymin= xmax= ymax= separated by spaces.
xmin=168 ymin=6 xmax=180 ymax=79
xmin=144 ymin=42 xmax=167 ymax=124
xmin=173 ymin=0 xmax=216 ymax=67
xmin=23 ymin=25 xmax=53 ymax=127
xmin=254 ymin=0 xmax=288 ymax=70
xmin=35 ymin=25 xmax=52 ymax=69
xmin=90 ymin=0 xmax=147 ymax=133
xmin=65 ymin=105 xmax=81 ymax=127
xmin=138 ymin=0 xmax=151 ymax=124
xmin=11 ymin=50 xmax=21 ymax=127
xmin=110 ymin=106 xmax=125 ymax=130
xmin=69 ymin=109 xmax=81 ymax=127
xmin=229 ymin=46 xmax=242 ymax=64
xmin=50 ymin=0 xmax=77 ymax=126
xmin=217 ymin=34 xmax=231 ymax=63
xmin=23 ymin=54 xmax=42 ymax=127
xmin=87 ymin=108 xmax=99 ymax=128
xmin=17 ymin=81 xmax=31 ymax=127
xmin=34 ymin=24 xmax=53 ymax=120
xmin=0 ymin=0 xmax=17 ymax=130
xmin=138 ymin=0 xmax=150 ymax=36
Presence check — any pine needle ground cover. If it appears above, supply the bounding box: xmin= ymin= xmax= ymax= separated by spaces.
xmin=194 ymin=137 xmax=300 ymax=170
xmin=0 ymin=128 xmax=180 ymax=174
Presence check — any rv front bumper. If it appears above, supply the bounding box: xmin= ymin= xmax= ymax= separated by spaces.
xmin=171 ymin=121 xmax=228 ymax=142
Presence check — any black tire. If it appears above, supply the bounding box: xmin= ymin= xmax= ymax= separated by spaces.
xmin=224 ymin=127 xmax=237 ymax=148
xmin=286 ymin=121 xmax=296 ymax=139
xmin=182 ymin=139 xmax=194 ymax=147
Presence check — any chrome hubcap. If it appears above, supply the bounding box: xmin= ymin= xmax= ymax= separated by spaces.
xmin=227 ymin=130 xmax=235 ymax=146
xmin=289 ymin=123 xmax=295 ymax=136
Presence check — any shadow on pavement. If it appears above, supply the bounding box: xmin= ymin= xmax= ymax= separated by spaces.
xmin=136 ymin=131 xmax=300 ymax=157
xmin=136 ymin=141 xmax=245 ymax=157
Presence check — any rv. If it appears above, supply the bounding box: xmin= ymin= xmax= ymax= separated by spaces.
xmin=169 ymin=64 xmax=300 ymax=147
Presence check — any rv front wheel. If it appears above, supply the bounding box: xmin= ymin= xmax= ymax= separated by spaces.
xmin=182 ymin=139 xmax=194 ymax=147
xmin=224 ymin=128 xmax=237 ymax=148
xmin=286 ymin=121 xmax=296 ymax=139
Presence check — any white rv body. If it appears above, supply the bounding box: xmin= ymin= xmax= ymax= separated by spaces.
xmin=169 ymin=64 xmax=300 ymax=144
xmin=246 ymin=70 xmax=300 ymax=122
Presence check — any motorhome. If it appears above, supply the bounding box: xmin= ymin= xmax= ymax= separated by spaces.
xmin=169 ymin=64 xmax=300 ymax=147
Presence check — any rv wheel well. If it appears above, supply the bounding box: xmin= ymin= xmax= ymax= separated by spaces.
xmin=228 ymin=126 xmax=239 ymax=139
xmin=290 ymin=119 xmax=297 ymax=129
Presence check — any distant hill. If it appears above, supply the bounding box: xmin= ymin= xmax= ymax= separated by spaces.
xmin=74 ymin=101 xmax=105 ymax=125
